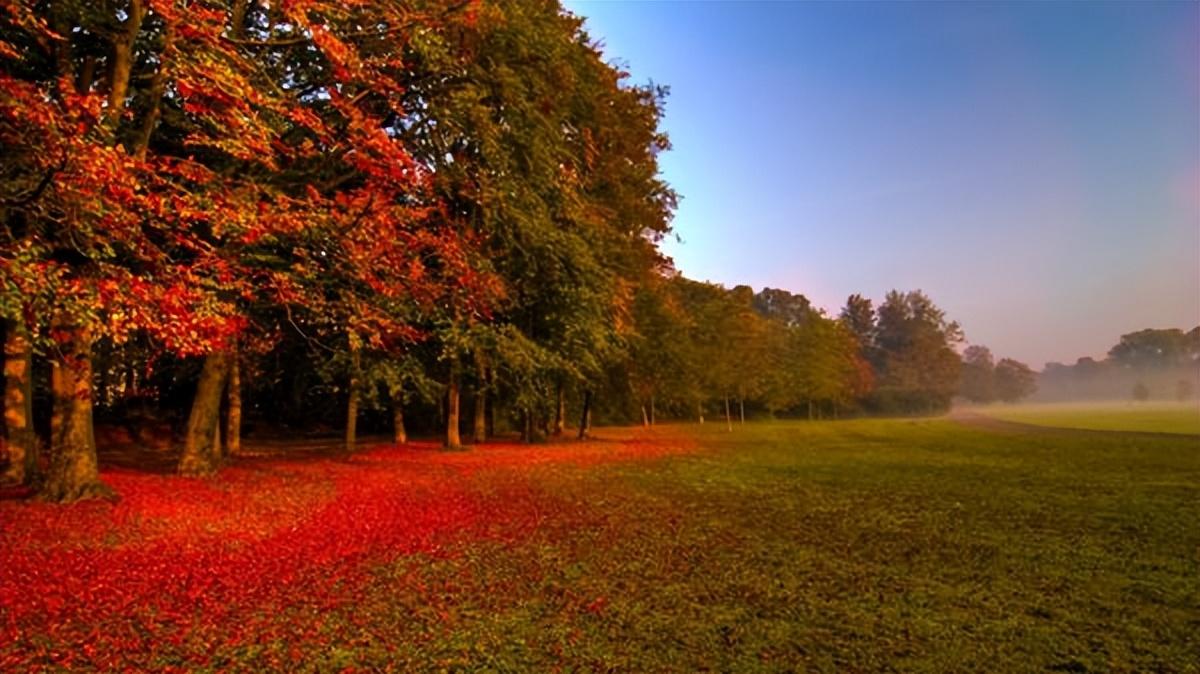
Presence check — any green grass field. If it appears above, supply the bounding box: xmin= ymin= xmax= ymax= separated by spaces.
xmin=406 ymin=420 xmax=1197 ymax=672
xmin=972 ymin=401 xmax=1200 ymax=435
xmin=3 ymin=418 xmax=1197 ymax=671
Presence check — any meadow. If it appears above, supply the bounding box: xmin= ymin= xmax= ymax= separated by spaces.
xmin=1 ymin=419 xmax=1196 ymax=672
xmin=973 ymin=401 xmax=1200 ymax=435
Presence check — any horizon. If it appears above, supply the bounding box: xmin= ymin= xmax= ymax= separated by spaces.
xmin=566 ymin=0 xmax=1200 ymax=369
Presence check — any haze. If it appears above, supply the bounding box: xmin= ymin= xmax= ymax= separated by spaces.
xmin=567 ymin=0 xmax=1200 ymax=368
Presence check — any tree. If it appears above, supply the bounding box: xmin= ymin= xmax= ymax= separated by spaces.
xmin=1109 ymin=329 xmax=1191 ymax=369
xmin=993 ymin=358 xmax=1036 ymax=403
xmin=871 ymin=290 xmax=963 ymax=414
xmin=960 ymin=345 xmax=996 ymax=403
xmin=1132 ymin=381 xmax=1150 ymax=402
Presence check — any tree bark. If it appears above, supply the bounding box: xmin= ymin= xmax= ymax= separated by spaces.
xmin=389 ymin=383 xmax=406 ymax=445
xmin=179 ymin=351 xmax=229 ymax=476
xmin=106 ymin=0 xmax=146 ymax=135
xmin=554 ymin=382 xmax=566 ymax=435
xmin=224 ymin=351 xmax=241 ymax=456
xmin=472 ymin=359 xmax=486 ymax=444
xmin=41 ymin=326 xmax=111 ymax=501
xmin=578 ymin=389 xmax=592 ymax=440
xmin=344 ymin=345 xmax=360 ymax=454
xmin=445 ymin=361 xmax=461 ymax=448
xmin=739 ymin=397 xmax=745 ymax=424
xmin=132 ymin=14 xmax=174 ymax=158
xmin=3 ymin=321 xmax=36 ymax=485
xmin=724 ymin=396 xmax=732 ymax=432
xmin=472 ymin=389 xmax=486 ymax=444
xmin=641 ymin=404 xmax=649 ymax=428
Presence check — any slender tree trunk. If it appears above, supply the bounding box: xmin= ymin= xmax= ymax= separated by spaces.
xmin=472 ymin=390 xmax=486 ymax=444
xmin=344 ymin=345 xmax=360 ymax=454
xmin=179 ymin=352 xmax=229 ymax=476
xmin=105 ymin=0 xmax=145 ymax=135
xmin=472 ymin=361 xmax=487 ymax=444
xmin=389 ymin=382 xmax=406 ymax=445
xmin=553 ymin=382 xmax=565 ymax=435
xmin=724 ymin=396 xmax=732 ymax=432
xmin=641 ymin=404 xmax=649 ymax=428
xmin=445 ymin=361 xmax=461 ymax=448
xmin=225 ymin=350 xmax=241 ymax=456
xmin=521 ymin=410 xmax=532 ymax=443
xmin=739 ymin=397 xmax=745 ymax=424
xmin=95 ymin=339 xmax=110 ymax=414
xmin=698 ymin=402 xmax=705 ymax=424
xmin=650 ymin=395 xmax=656 ymax=427
xmin=808 ymin=400 xmax=814 ymax=420
xmin=578 ymin=389 xmax=592 ymax=440
xmin=132 ymin=14 xmax=173 ymax=158
xmin=41 ymin=326 xmax=110 ymax=501
xmin=3 ymin=321 xmax=36 ymax=485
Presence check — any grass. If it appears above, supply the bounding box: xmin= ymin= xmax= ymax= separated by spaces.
xmin=972 ymin=401 xmax=1200 ymax=435
xmin=2 ymin=419 xmax=1197 ymax=671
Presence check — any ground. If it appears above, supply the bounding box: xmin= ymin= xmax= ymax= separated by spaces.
xmin=1 ymin=418 xmax=1196 ymax=672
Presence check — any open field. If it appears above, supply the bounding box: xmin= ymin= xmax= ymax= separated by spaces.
xmin=971 ymin=401 xmax=1200 ymax=435
xmin=1 ymin=420 xmax=1197 ymax=672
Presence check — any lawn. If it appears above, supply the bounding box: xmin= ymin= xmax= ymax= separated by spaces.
xmin=1 ymin=419 xmax=1197 ymax=672
xmin=973 ymin=401 xmax=1200 ymax=435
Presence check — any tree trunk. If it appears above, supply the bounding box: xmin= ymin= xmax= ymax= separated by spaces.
xmin=344 ymin=345 xmax=360 ymax=454
xmin=105 ymin=0 xmax=145 ymax=135
xmin=553 ymin=382 xmax=565 ymax=435
xmin=578 ymin=389 xmax=592 ymax=440
xmin=808 ymin=400 xmax=814 ymax=420
xmin=445 ymin=362 xmax=461 ymax=448
xmin=472 ymin=391 xmax=486 ymax=444
xmin=641 ymin=404 xmax=649 ymax=428
xmin=650 ymin=395 xmax=656 ymax=427
xmin=390 ymin=383 xmax=406 ymax=445
xmin=724 ymin=396 xmax=732 ymax=432
xmin=739 ymin=397 xmax=745 ymax=424
xmin=225 ymin=351 xmax=241 ymax=456
xmin=521 ymin=410 xmax=532 ymax=443
xmin=41 ymin=326 xmax=111 ymax=501
xmin=3 ymin=321 xmax=36 ymax=485
xmin=472 ymin=363 xmax=487 ymax=444
xmin=698 ymin=402 xmax=705 ymax=424
xmin=179 ymin=351 xmax=229 ymax=476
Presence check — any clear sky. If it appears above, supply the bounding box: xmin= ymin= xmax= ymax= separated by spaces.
xmin=564 ymin=0 xmax=1200 ymax=368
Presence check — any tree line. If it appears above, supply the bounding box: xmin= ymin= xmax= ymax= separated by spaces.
xmin=2 ymin=1 xmax=992 ymax=503
xmin=1036 ymin=327 xmax=1200 ymax=402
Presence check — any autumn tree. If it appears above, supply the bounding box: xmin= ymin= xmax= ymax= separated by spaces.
xmin=993 ymin=358 xmax=1036 ymax=403
xmin=871 ymin=290 xmax=963 ymax=414
xmin=959 ymin=345 xmax=997 ymax=403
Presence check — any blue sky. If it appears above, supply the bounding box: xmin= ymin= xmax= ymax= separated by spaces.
xmin=564 ymin=0 xmax=1200 ymax=367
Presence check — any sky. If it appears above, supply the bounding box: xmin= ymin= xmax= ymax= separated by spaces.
xmin=564 ymin=0 xmax=1200 ymax=368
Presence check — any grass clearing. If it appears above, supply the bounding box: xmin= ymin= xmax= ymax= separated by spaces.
xmin=1 ymin=420 xmax=1197 ymax=671
xmin=971 ymin=401 xmax=1200 ymax=435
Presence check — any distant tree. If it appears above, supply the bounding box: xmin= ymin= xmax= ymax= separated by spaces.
xmin=1132 ymin=381 xmax=1150 ymax=402
xmin=753 ymin=288 xmax=814 ymax=327
xmin=1175 ymin=379 xmax=1194 ymax=402
xmin=871 ymin=290 xmax=963 ymax=414
xmin=960 ymin=345 xmax=997 ymax=403
xmin=994 ymin=358 xmax=1037 ymax=403
xmin=1109 ymin=329 xmax=1191 ymax=369
xmin=839 ymin=294 xmax=876 ymax=352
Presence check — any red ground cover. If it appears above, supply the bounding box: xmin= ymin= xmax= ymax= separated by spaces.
xmin=0 ymin=432 xmax=693 ymax=671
